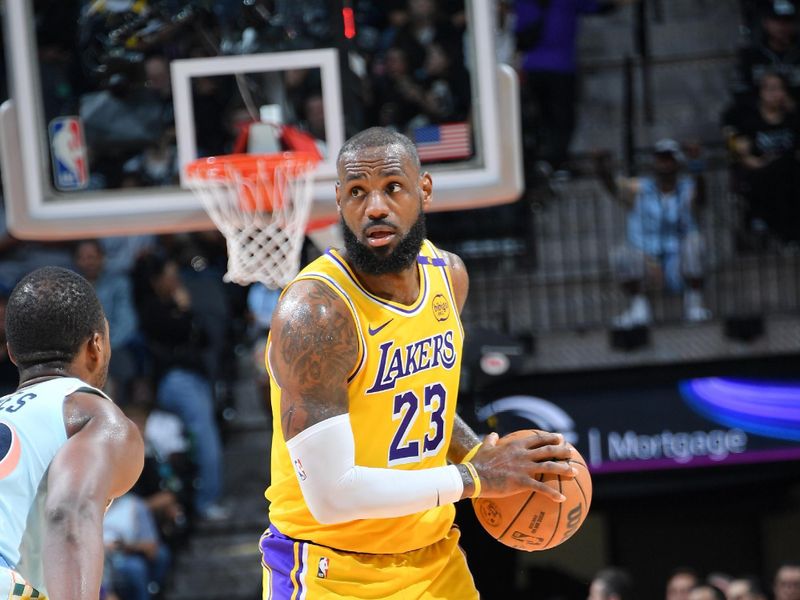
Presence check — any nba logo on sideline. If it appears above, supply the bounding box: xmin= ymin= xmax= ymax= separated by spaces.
xmin=48 ymin=116 xmax=89 ymax=191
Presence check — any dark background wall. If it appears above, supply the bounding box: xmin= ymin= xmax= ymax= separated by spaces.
xmin=455 ymin=354 xmax=800 ymax=598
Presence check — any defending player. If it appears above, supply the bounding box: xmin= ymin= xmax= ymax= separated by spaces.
xmin=0 ymin=267 xmax=144 ymax=599
xmin=261 ymin=128 xmax=575 ymax=598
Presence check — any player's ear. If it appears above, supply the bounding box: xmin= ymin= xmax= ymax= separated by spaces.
xmin=87 ymin=332 xmax=102 ymax=360
xmin=87 ymin=327 xmax=107 ymax=364
xmin=335 ymin=181 xmax=342 ymax=212
xmin=6 ymin=343 xmax=17 ymax=367
xmin=420 ymin=172 xmax=433 ymax=209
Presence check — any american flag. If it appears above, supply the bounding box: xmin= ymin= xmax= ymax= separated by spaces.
xmin=413 ymin=122 xmax=472 ymax=163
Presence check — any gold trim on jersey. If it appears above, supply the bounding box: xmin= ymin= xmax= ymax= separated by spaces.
xmin=322 ymin=249 xmax=431 ymax=316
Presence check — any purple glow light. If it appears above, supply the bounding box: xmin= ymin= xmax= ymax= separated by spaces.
xmin=684 ymin=378 xmax=800 ymax=421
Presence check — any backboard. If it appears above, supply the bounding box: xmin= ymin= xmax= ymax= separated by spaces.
xmin=1 ymin=0 xmax=522 ymax=240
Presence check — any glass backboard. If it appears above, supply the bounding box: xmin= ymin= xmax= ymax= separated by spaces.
xmin=1 ymin=0 xmax=522 ymax=239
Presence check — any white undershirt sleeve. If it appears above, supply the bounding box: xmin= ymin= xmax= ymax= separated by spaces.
xmin=285 ymin=414 xmax=464 ymax=524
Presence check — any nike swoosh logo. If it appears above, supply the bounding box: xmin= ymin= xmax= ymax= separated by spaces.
xmin=368 ymin=319 xmax=394 ymax=336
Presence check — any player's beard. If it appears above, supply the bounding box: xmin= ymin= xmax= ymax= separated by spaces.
xmin=341 ymin=210 xmax=426 ymax=275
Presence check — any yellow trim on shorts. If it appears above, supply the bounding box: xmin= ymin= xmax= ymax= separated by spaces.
xmin=289 ymin=542 xmax=300 ymax=600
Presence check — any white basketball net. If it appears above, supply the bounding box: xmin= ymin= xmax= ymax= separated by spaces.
xmin=186 ymin=154 xmax=316 ymax=289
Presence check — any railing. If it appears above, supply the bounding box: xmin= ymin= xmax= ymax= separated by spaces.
xmin=460 ymin=167 xmax=800 ymax=336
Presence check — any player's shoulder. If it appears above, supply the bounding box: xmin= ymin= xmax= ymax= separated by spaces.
xmin=271 ymin=277 xmax=358 ymax=349
xmin=62 ymin=388 xmax=127 ymax=438
xmin=437 ymin=249 xmax=467 ymax=277
xmin=268 ymin=277 xmax=360 ymax=384
xmin=435 ymin=248 xmax=469 ymax=311
xmin=274 ymin=277 xmax=351 ymax=324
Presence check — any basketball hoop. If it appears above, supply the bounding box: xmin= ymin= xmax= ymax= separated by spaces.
xmin=185 ymin=151 xmax=320 ymax=289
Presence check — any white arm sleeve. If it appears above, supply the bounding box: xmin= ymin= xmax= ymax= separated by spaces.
xmin=286 ymin=414 xmax=464 ymax=524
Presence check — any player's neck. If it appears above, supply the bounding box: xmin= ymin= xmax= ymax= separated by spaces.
xmin=17 ymin=365 xmax=75 ymax=388
xmin=352 ymin=263 xmax=421 ymax=306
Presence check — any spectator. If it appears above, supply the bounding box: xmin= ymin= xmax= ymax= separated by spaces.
xmin=588 ymin=567 xmax=634 ymax=600
xmin=143 ymin=54 xmax=173 ymax=113
xmin=0 ymin=290 xmax=18 ymax=396
xmin=122 ymin=131 xmax=179 ymax=186
xmin=774 ymin=562 xmax=800 ymax=600
xmin=729 ymin=71 xmax=800 ymax=246
xmin=731 ymin=0 xmax=800 ymax=108
xmin=124 ymin=397 xmax=191 ymax=548
xmin=596 ymin=140 xmax=710 ymax=327
xmin=667 ymin=568 xmax=701 ymax=600
xmin=372 ymin=45 xmax=431 ymax=131
xmin=496 ymin=0 xmax=518 ymax=64
xmin=74 ymin=239 xmax=142 ymax=398
xmin=375 ymin=0 xmax=411 ymax=55
xmin=726 ymin=576 xmax=768 ymax=600
xmin=689 ymin=584 xmax=726 ymax=600
xmin=175 ymin=231 xmax=242 ymax=417
xmin=708 ymin=573 xmax=734 ymax=595
xmin=0 ymin=199 xmax=74 ymax=292
xmin=132 ymin=253 xmax=227 ymax=521
xmin=100 ymin=234 xmax=158 ymax=277
xmin=393 ymin=0 xmax=463 ymax=78
xmin=132 ymin=380 xmax=192 ymax=475
xmin=417 ymin=41 xmax=471 ymax=123
xmin=299 ymin=93 xmax=328 ymax=154
xmin=103 ymin=493 xmax=171 ymax=600
xmin=247 ymin=282 xmax=282 ymax=414
xmin=515 ymin=0 xmax=637 ymax=176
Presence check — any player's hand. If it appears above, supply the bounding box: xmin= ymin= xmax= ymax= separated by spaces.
xmin=470 ymin=430 xmax=575 ymax=502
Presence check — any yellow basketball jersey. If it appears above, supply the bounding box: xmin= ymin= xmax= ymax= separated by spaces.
xmin=265 ymin=240 xmax=464 ymax=554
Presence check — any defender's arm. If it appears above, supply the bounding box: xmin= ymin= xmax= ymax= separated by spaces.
xmin=44 ymin=392 xmax=144 ymax=600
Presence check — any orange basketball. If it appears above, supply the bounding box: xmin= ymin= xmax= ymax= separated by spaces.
xmin=472 ymin=434 xmax=592 ymax=552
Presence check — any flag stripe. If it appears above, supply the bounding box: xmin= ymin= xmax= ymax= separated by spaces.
xmin=413 ymin=123 xmax=472 ymax=162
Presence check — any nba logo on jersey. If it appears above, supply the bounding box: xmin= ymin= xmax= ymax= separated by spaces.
xmin=316 ymin=557 xmax=329 ymax=579
xmin=48 ymin=116 xmax=89 ymax=191
xmin=293 ymin=458 xmax=307 ymax=481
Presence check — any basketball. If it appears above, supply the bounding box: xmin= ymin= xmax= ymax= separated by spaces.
xmin=472 ymin=434 xmax=592 ymax=552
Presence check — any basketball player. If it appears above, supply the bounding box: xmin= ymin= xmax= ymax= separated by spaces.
xmin=0 ymin=267 xmax=144 ymax=599
xmin=261 ymin=127 xmax=576 ymax=598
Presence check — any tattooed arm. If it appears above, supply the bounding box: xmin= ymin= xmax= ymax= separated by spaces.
xmin=448 ymin=414 xmax=482 ymax=464
xmin=268 ymin=279 xmax=359 ymax=440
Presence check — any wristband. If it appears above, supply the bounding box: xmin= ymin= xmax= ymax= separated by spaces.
xmin=461 ymin=442 xmax=482 ymax=464
xmin=463 ymin=461 xmax=481 ymax=498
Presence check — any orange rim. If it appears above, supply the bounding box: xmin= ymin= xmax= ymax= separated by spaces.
xmin=185 ymin=152 xmax=320 ymax=182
